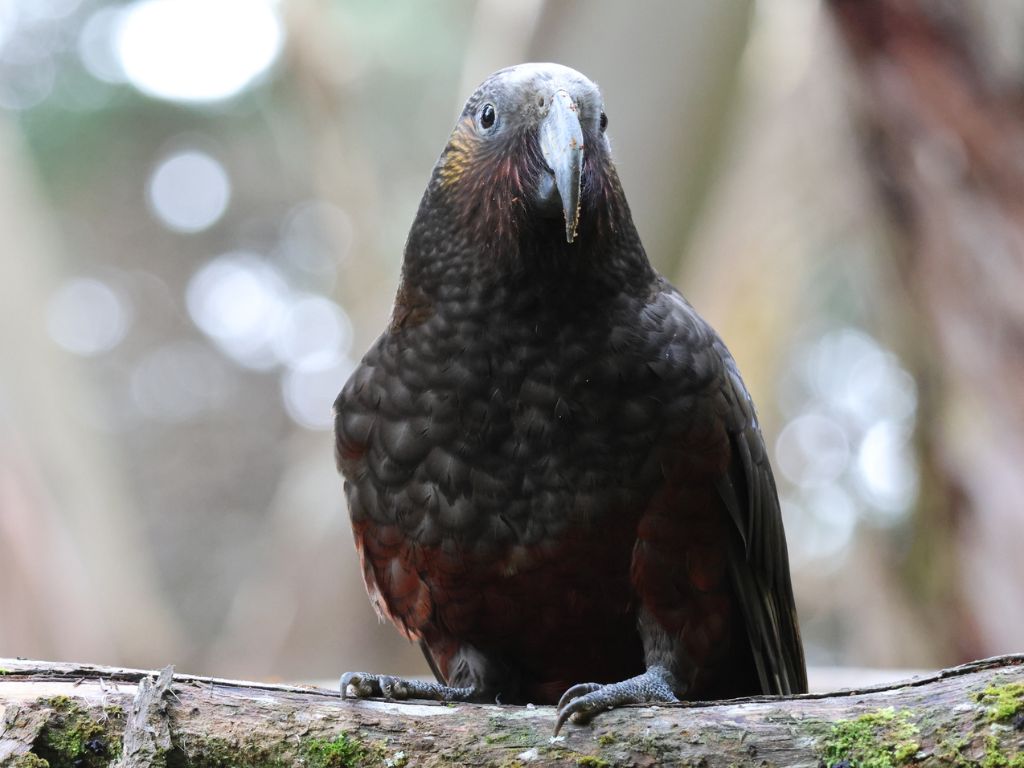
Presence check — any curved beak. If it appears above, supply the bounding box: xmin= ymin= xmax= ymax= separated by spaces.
xmin=539 ymin=89 xmax=584 ymax=243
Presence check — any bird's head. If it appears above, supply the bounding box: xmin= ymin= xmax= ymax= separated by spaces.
xmin=422 ymin=63 xmax=633 ymax=258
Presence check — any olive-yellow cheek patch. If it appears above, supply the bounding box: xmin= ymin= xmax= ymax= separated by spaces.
xmin=439 ymin=118 xmax=476 ymax=188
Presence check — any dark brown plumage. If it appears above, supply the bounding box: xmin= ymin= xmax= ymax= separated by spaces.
xmin=334 ymin=63 xmax=806 ymax=732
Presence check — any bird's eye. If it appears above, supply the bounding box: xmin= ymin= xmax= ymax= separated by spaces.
xmin=480 ymin=103 xmax=496 ymax=131
xmin=599 ymin=111 xmax=608 ymax=132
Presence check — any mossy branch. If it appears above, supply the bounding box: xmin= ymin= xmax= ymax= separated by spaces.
xmin=1 ymin=656 xmax=1023 ymax=767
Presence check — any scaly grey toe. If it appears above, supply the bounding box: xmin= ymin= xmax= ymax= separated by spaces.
xmin=554 ymin=666 xmax=681 ymax=735
xmin=340 ymin=671 xmax=477 ymax=703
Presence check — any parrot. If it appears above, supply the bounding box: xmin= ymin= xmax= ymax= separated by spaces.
xmin=334 ymin=62 xmax=806 ymax=734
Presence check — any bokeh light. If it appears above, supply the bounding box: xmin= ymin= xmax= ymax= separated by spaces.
xmin=856 ymin=421 xmax=919 ymax=521
xmin=783 ymin=485 xmax=858 ymax=565
xmin=186 ymin=253 xmax=289 ymax=370
xmin=115 ymin=0 xmax=283 ymax=103
xmin=47 ymin=277 xmax=131 ymax=356
xmin=798 ymin=328 xmax=917 ymax=429
xmin=185 ymin=252 xmax=354 ymax=415
xmin=281 ymin=357 xmax=356 ymax=431
xmin=1 ymin=4 xmax=64 ymax=67
xmin=20 ymin=0 xmax=83 ymax=23
xmin=777 ymin=327 xmax=919 ymax=566
xmin=775 ymin=412 xmax=850 ymax=488
xmin=271 ymin=294 xmax=353 ymax=372
xmin=78 ymin=6 xmax=127 ymax=84
xmin=147 ymin=149 xmax=231 ymax=234
xmin=0 ymin=58 xmax=55 ymax=110
xmin=0 ymin=2 xmax=19 ymax=53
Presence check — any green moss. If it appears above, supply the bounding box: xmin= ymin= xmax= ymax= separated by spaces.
xmin=821 ymin=707 xmax=920 ymax=768
xmin=934 ymin=733 xmax=973 ymax=768
xmin=576 ymin=757 xmax=610 ymax=768
xmin=305 ymin=733 xmax=383 ymax=768
xmin=540 ymin=744 xmax=579 ymax=764
xmin=34 ymin=697 xmax=119 ymax=768
xmin=981 ymin=735 xmax=1024 ymax=768
xmin=484 ymin=728 xmax=536 ymax=747
xmin=482 ymin=716 xmax=538 ymax=748
xmin=12 ymin=755 xmax=50 ymax=768
xmin=597 ymin=733 xmax=617 ymax=746
xmin=171 ymin=733 xmax=292 ymax=768
xmin=624 ymin=730 xmax=670 ymax=758
xmin=177 ymin=732 xmax=376 ymax=768
xmin=975 ymin=683 xmax=1024 ymax=724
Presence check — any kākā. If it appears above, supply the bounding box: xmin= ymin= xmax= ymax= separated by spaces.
xmin=334 ymin=63 xmax=806 ymax=733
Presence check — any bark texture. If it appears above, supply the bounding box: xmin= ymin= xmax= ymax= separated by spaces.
xmin=1 ymin=656 xmax=1022 ymax=767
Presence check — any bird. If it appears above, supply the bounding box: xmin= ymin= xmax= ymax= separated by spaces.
xmin=334 ymin=62 xmax=806 ymax=734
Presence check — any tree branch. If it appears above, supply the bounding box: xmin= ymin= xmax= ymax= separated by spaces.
xmin=1 ymin=656 xmax=1022 ymax=767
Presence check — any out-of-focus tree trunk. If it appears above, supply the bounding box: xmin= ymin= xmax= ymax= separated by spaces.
xmin=828 ymin=0 xmax=1024 ymax=658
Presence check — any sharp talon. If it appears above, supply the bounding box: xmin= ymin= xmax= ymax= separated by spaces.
xmin=338 ymin=671 xmax=480 ymax=704
xmin=554 ymin=682 xmax=603 ymax=735
xmin=339 ymin=672 xmax=358 ymax=698
xmin=553 ymin=709 xmax=570 ymax=737
xmin=339 ymin=672 xmax=382 ymax=699
xmin=557 ymin=682 xmax=600 ymax=710
xmin=380 ymin=676 xmax=407 ymax=699
xmin=553 ymin=668 xmax=681 ymax=734
xmin=566 ymin=694 xmax=602 ymax=728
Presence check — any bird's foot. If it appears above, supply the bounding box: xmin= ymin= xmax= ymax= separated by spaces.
xmin=340 ymin=672 xmax=477 ymax=703
xmin=554 ymin=666 xmax=681 ymax=735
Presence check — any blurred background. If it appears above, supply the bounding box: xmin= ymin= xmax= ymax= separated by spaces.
xmin=1 ymin=0 xmax=1022 ymax=687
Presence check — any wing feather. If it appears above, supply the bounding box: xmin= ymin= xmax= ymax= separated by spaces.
xmin=717 ymin=357 xmax=807 ymax=694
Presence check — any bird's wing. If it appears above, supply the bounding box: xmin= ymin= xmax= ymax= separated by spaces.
xmin=712 ymin=348 xmax=808 ymax=695
xmin=630 ymin=288 xmax=806 ymax=696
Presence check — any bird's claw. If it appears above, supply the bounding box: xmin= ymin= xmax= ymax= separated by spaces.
xmin=553 ymin=667 xmax=680 ymax=735
xmin=340 ymin=672 xmax=410 ymax=700
xmin=557 ymin=682 xmax=602 ymax=711
xmin=339 ymin=671 xmax=477 ymax=703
